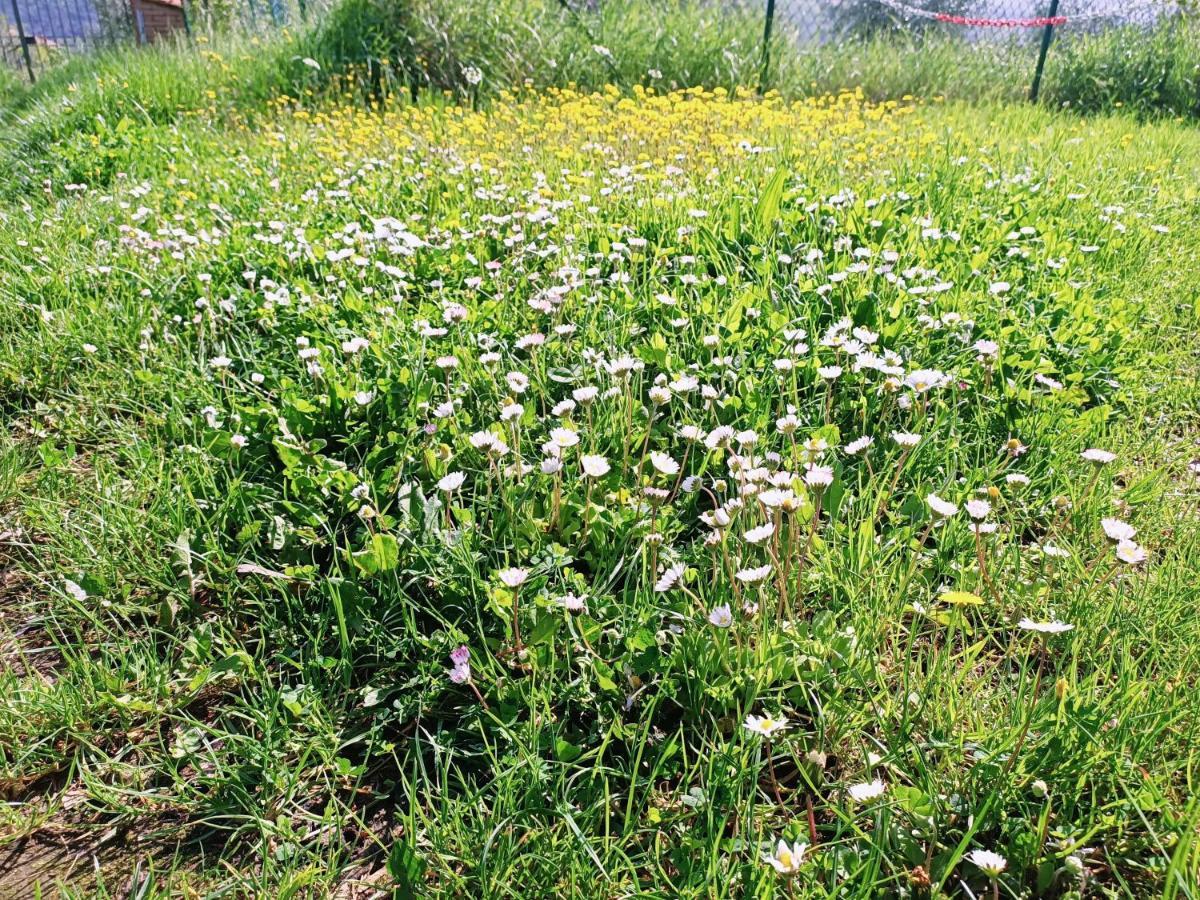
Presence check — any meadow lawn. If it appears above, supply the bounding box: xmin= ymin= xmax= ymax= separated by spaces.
xmin=1 ymin=85 xmax=1199 ymax=897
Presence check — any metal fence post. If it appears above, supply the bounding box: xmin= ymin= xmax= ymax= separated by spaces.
xmin=758 ymin=0 xmax=776 ymax=94
xmin=1029 ymin=0 xmax=1061 ymax=103
xmin=9 ymin=0 xmax=36 ymax=84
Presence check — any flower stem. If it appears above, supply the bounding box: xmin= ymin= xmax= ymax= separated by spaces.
xmin=766 ymin=741 xmax=785 ymax=808
xmin=469 ymin=680 xmax=489 ymax=711
xmin=511 ymin=587 xmax=524 ymax=653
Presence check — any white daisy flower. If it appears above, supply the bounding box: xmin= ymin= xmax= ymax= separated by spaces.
xmin=967 ymin=849 xmax=1007 ymax=878
xmin=927 ymin=494 xmax=958 ymax=518
xmin=744 ymin=713 xmax=789 ymax=738
xmin=735 ymin=565 xmax=772 ymax=583
xmin=498 ymin=567 xmax=529 ymax=588
xmin=1101 ymin=518 xmax=1136 ymax=542
xmin=437 ymin=472 xmax=465 ymax=492
xmin=762 ymin=838 xmax=807 ymax=875
xmin=847 ymin=779 xmax=886 ymax=802
xmin=649 ymin=452 xmax=680 ymax=476
xmin=1017 ymin=618 xmax=1074 ymax=634
xmin=743 ymin=522 xmax=775 ymax=544
xmin=1081 ymin=448 xmax=1116 ymax=465
xmin=581 ymin=455 xmax=611 ymax=478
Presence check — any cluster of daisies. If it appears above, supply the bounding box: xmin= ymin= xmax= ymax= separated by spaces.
xmin=46 ymin=87 xmax=1169 ymax=892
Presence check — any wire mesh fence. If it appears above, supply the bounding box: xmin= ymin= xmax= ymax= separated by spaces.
xmin=1 ymin=0 xmax=333 ymax=81
xmin=1 ymin=0 xmax=1191 ymax=87
xmin=4 ymin=0 xmax=144 ymax=81
xmin=760 ymin=0 xmax=1187 ymax=100
xmin=768 ymin=0 xmax=1179 ymax=46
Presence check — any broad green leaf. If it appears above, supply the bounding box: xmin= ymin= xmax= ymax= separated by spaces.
xmin=386 ymin=839 xmax=424 ymax=899
xmin=755 ymin=166 xmax=788 ymax=232
xmin=352 ymin=533 xmax=400 ymax=576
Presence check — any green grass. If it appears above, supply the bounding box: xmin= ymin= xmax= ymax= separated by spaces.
xmin=0 ymin=64 xmax=23 ymax=100
xmin=1047 ymin=21 xmax=1200 ymax=119
xmin=2 ymin=0 xmax=1197 ymax=203
xmin=1 ymin=79 xmax=1199 ymax=897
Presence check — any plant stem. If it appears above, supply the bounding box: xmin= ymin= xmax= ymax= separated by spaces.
xmin=512 ymin=587 xmax=524 ymax=652
xmin=766 ymin=741 xmax=785 ymax=808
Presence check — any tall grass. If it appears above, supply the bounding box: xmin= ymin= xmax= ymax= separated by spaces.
xmin=0 ymin=64 xmax=24 ymax=101
xmin=302 ymin=0 xmax=768 ymax=99
xmin=780 ymin=32 xmax=1024 ymax=103
xmin=1045 ymin=19 xmax=1200 ymax=118
xmin=303 ymin=0 xmax=1023 ymax=102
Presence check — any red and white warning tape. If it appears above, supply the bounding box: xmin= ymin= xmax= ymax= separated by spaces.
xmin=872 ymin=0 xmax=1171 ymax=28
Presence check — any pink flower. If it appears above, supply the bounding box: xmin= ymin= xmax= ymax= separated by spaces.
xmin=449 ymin=645 xmax=471 ymax=683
